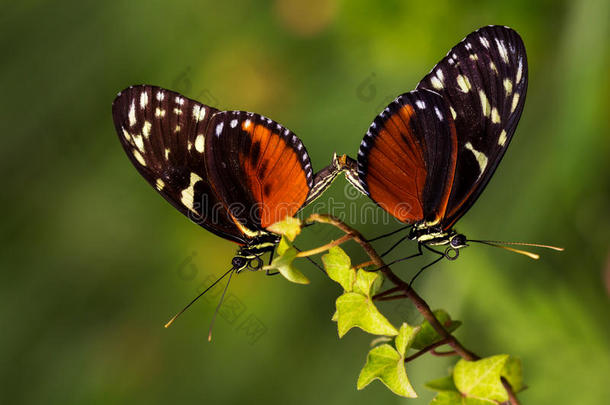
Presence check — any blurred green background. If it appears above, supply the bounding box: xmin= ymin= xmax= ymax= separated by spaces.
xmin=1 ymin=0 xmax=609 ymax=404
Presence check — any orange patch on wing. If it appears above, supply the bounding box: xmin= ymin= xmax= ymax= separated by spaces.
xmin=366 ymin=105 xmax=427 ymax=223
xmin=240 ymin=123 xmax=310 ymax=228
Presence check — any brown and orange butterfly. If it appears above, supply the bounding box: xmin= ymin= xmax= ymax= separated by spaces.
xmin=113 ymin=85 xmax=342 ymax=274
xmin=353 ymin=26 xmax=561 ymax=277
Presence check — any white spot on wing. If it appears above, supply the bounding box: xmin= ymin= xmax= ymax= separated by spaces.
xmin=193 ymin=105 xmax=206 ymax=122
xmin=479 ymin=90 xmax=491 ymax=117
xmin=498 ymin=130 xmax=507 ymax=147
xmin=496 ymin=38 xmax=509 ymax=63
xmin=155 ymin=178 xmax=165 ymax=191
xmin=450 ymin=106 xmax=457 ymax=120
xmin=431 ymin=76 xmax=444 ymax=90
xmin=142 ymin=121 xmax=152 ymax=138
xmin=511 ymin=93 xmax=520 ymax=113
xmin=156 ymin=91 xmax=164 ymax=101
xmin=491 ymin=107 xmax=501 ymax=124
xmin=133 ymin=134 xmax=144 ymax=152
xmin=128 ymin=101 xmax=136 ymax=127
xmin=165 ymin=148 xmax=170 ymax=160
xmin=230 ymin=119 xmax=238 ymax=128
xmin=516 ymin=58 xmax=523 ymax=84
xmin=415 ymin=100 xmax=426 ymax=109
xmin=139 ymin=92 xmax=148 ymax=109
xmin=457 ymin=75 xmax=472 ymax=93
xmin=195 ymin=134 xmax=205 ymax=152
xmin=215 ymin=122 xmax=224 ymax=136
xmin=489 ymin=61 xmax=498 ymax=74
xmin=464 ymin=142 xmax=488 ymax=177
xmin=434 ymin=106 xmax=444 ymax=121
xmin=122 ymin=127 xmax=131 ymax=141
xmin=155 ymin=108 xmax=166 ymax=118
xmin=503 ymin=78 xmax=513 ymax=95
xmin=180 ymin=172 xmax=203 ymax=213
xmin=173 ymin=108 xmax=182 ymax=115
xmin=133 ymin=149 xmax=146 ymax=166
xmin=479 ymin=36 xmax=490 ymax=48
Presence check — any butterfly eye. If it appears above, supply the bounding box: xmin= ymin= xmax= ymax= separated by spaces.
xmin=232 ymin=256 xmax=248 ymax=270
xmin=450 ymin=234 xmax=467 ymax=248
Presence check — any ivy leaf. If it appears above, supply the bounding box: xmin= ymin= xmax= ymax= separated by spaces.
xmin=454 ymin=355 xmax=510 ymax=402
xmin=501 ymin=356 xmax=524 ymax=393
xmin=395 ymin=323 xmax=420 ymax=357
xmin=411 ymin=309 xmax=462 ymax=350
xmin=430 ymin=391 xmax=496 ymax=404
xmin=425 ymin=375 xmax=458 ymax=392
xmin=276 ymin=235 xmax=292 ymax=256
xmin=357 ymin=344 xmax=417 ymax=398
xmin=353 ymin=269 xmax=383 ymax=297
xmin=322 ymin=246 xmax=355 ymax=292
xmin=266 ymin=216 xmax=302 ymax=241
xmin=267 ymin=236 xmax=309 ymax=285
xmin=335 ymin=292 xmax=398 ymax=337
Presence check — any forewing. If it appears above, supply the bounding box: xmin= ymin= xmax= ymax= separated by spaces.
xmin=417 ymin=25 xmax=528 ymax=228
xmin=112 ymin=85 xmax=246 ymax=244
xmin=205 ymin=112 xmax=313 ymax=230
xmin=357 ymin=89 xmax=458 ymax=224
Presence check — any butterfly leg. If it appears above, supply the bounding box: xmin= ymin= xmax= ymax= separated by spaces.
xmin=380 ymin=232 xmax=412 ymax=258
xmin=265 ymin=251 xmax=280 ymax=276
xmin=409 ymin=245 xmax=446 ymax=287
xmin=367 ymin=224 xmax=413 ymax=243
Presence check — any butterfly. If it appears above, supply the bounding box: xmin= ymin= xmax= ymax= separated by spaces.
xmin=353 ymin=25 xmax=561 ymax=268
xmin=112 ymin=85 xmax=344 ymax=274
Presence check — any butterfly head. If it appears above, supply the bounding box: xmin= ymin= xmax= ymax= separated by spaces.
xmin=233 ymin=233 xmax=280 ymax=273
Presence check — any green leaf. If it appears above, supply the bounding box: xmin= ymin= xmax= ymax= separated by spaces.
xmin=430 ymin=391 xmax=496 ymax=404
xmin=395 ymin=323 xmax=420 ymax=357
xmin=357 ymin=344 xmax=417 ymax=398
xmin=335 ymin=292 xmax=398 ymax=337
xmin=353 ymin=269 xmax=383 ymax=297
xmin=425 ymin=375 xmax=458 ymax=392
xmin=411 ymin=309 xmax=462 ymax=350
xmin=266 ymin=216 xmax=302 ymax=241
xmin=501 ymin=356 xmax=524 ymax=393
xmin=276 ymin=235 xmax=292 ymax=256
xmin=322 ymin=246 xmax=355 ymax=291
xmin=454 ymin=355 xmax=510 ymax=402
xmin=268 ymin=237 xmax=309 ymax=284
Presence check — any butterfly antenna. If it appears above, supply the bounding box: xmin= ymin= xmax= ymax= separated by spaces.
xmin=164 ymin=267 xmax=234 ymax=328
xmin=293 ymin=243 xmax=326 ymax=274
xmin=467 ymin=239 xmax=564 ymax=260
xmin=207 ymin=268 xmax=235 ymax=342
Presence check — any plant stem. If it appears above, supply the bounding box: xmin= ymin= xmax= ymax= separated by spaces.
xmin=404 ymin=339 xmax=450 ymax=363
xmin=307 ymin=214 xmax=520 ymax=405
xmin=295 ymin=234 xmax=352 ymax=258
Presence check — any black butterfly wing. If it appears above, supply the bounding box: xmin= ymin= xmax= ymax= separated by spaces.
xmin=357 ymin=89 xmax=458 ymax=224
xmin=112 ymin=85 xmax=247 ymax=244
xmin=204 ymin=112 xmax=314 ymax=231
xmin=417 ymin=25 xmax=528 ymax=229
